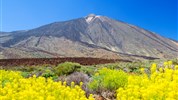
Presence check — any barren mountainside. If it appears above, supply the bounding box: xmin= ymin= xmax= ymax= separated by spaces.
xmin=0 ymin=14 xmax=178 ymax=60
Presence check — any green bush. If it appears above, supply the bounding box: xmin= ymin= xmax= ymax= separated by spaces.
xmin=79 ymin=66 xmax=96 ymax=76
xmin=88 ymin=68 xmax=128 ymax=93
xmin=42 ymin=69 xmax=55 ymax=78
xmin=54 ymin=62 xmax=81 ymax=76
xmin=21 ymin=66 xmax=37 ymax=72
xmin=21 ymin=72 xmax=30 ymax=78
xmin=172 ymin=58 xmax=178 ymax=65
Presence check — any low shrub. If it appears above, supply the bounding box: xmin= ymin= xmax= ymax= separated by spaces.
xmin=41 ymin=69 xmax=55 ymax=78
xmin=79 ymin=66 xmax=96 ymax=76
xmin=66 ymin=72 xmax=91 ymax=96
xmin=54 ymin=62 xmax=81 ymax=76
xmin=88 ymin=68 xmax=128 ymax=93
xmin=66 ymin=72 xmax=90 ymax=85
xmin=21 ymin=72 xmax=30 ymax=78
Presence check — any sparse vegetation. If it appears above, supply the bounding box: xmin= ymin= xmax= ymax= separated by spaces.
xmin=1 ymin=59 xmax=178 ymax=99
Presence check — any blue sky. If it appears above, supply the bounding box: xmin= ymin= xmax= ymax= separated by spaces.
xmin=0 ymin=0 xmax=177 ymax=40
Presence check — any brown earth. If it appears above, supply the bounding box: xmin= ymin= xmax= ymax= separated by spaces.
xmin=0 ymin=57 xmax=131 ymax=67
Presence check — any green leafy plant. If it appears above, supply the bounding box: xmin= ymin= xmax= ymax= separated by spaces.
xmin=79 ymin=66 xmax=96 ymax=76
xmin=21 ymin=72 xmax=30 ymax=78
xmin=42 ymin=69 xmax=55 ymax=78
xmin=89 ymin=68 xmax=128 ymax=93
xmin=54 ymin=62 xmax=81 ymax=76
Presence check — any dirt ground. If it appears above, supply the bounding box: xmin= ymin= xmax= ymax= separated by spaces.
xmin=0 ymin=57 xmax=131 ymax=66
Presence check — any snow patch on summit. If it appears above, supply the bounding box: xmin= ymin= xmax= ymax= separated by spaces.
xmin=85 ymin=14 xmax=101 ymax=23
xmin=86 ymin=16 xmax=95 ymax=23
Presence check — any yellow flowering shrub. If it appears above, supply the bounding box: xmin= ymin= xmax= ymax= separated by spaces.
xmin=0 ymin=70 xmax=94 ymax=100
xmin=0 ymin=70 xmax=23 ymax=88
xmin=117 ymin=62 xmax=178 ymax=100
xmin=89 ymin=68 xmax=128 ymax=92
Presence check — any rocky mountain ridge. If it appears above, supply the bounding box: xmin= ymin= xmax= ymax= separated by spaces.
xmin=0 ymin=14 xmax=177 ymax=60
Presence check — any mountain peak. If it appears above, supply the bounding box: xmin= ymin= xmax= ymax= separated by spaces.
xmin=88 ymin=14 xmax=96 ymax=17
xmin=85 ymin=14 xmax=101 ymax=23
